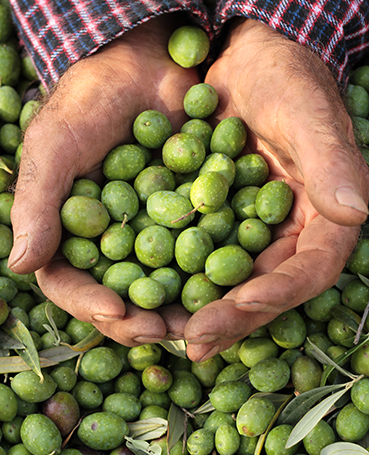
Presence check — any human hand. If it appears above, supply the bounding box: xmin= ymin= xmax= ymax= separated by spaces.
xmin=184 ymin=18 xmax=369 ymax=362
xmin=9 ymin=15 xmax=198 ymax=346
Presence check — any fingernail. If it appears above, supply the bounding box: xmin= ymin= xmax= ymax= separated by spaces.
xmin=236 ymin=302 xmax=274 ymax=311
xmin=8 ymin=235 xmax=28 ymax=269
xmin=187 ymin=334 xmax=220 ymax=344
xmin=235 ymin=302 xmax=260 ymax=309
xmin=196 ymin=345 xmax=221 ymax=363
xmin=335 ymin=187 xmax=368 ymax=214
xmin=92 ymin=314 xmax=124 ymax=322
xmin=133 ymin=336 xmax=164 ymax=343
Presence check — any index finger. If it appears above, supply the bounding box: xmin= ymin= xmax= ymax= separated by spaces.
xmin=185 ymin=216 xmax=359 ymax=362
xmin=235 ymin=215 xmax=360 ymax=311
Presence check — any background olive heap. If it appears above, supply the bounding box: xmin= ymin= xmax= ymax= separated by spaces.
xmin=1 ymin=9 xmax=369 ymax=455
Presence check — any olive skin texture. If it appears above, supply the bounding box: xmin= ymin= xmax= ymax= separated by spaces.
xmin=236 ymin=397 xmax=275 ymax=437
xmin=255 ymin=180 xmax=293 ymax=224
xmin=209 ymin=381 xmax=251 ymax=413
xmin=60 ymin=196 xmax=110 ymax=238
xmin=77 ymin=411 xmax=129 ymax=451
xmin=168 ymin=370 xmax=202 ymax=409
xmin=20 ymin=414 xmax=62 ymax=455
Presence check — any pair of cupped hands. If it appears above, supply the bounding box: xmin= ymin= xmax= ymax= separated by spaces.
xmin=8 ymin=14 xmax=369 ymax=362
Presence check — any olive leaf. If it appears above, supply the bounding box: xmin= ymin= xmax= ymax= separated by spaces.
xmin=254 ymin=393 xmax=293 ymax=455
xmin=43 ymin=301 xmax=60 ymax=340
xmin=167 ymin=403 xmax=185 ymax=453
xmin=148 ymin=443 xmax=163 ymax=455
xmin=236 ymin=369 xmax=250 ymax=385
xmin=0 ymin=157 xmax=13 ymax=174
xmin=330 ymin=305 xmax=362 ymax=333
xmin=320 ymin=442 xmax=369 ymax=454
xmin=42 ymin=301 xmax=61 ymax=346
xmin=358 ymin=273 xmax=369 ymax=288
xmin=306 ymin=337 xmax=356 ymax=380
xmin=285 ymin=386 xmax=350 ymax=448
xmin=159 ymin=340 xmax=187 ymax=358
xmin=0 ymin=347 xmax=10 ymax=357
xmin=2 ymin=313 xmax=43 ymax=381
xmin=355 ymin=299 xmax=369 ymax=345
xmin=335 ymin=272 xmax=358 ymax=291
xmin=278 ymin=384 xmax=345 ymax=425
xmin=62 ymin=328 xmax=105 ymax=352
xmin=193 ymin=400 xmax=215 ymax=414
xmin=0 ymin=355 xmax=54 ymax=373
xmin=252 ymin=392 xmax=292 ymax=409
xmin=127 ymin=418 xmax=168 ymax=440
xmin=125 ymin=437 xmax=160 ymax=455
xmin=125 ymin=436 xmax=162 ymax=455
xmin=0 ymin=345 xmax=82 ymax=374
xmin=38 ymin=345 xmax=83 ymax=363
xmin=29 ymin=283 xmax=48 ymax=301
xmin=0 ymin=329 xmax=25 ymax=349
xmin=320 ymin=334 xmax=369 ymax=387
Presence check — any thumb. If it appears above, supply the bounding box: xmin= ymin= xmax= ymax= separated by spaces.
xmin=290 ymin=110 xmax=369 ymax=226
xmin=9 ymin=113 xmax=74 ymax=274
xmin=207 ymin=19 xmax=369 ymax=226
xmin=8 ymin=92 xmax=85 ymax=274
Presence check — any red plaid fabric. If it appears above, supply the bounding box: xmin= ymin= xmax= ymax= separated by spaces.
xmin=215 ymin=0 xmax=369 ymax=86
xmin=9 ymin=0 xmax=211 ymax=88
xmin=8 ymin=0 xmax=369 ymax=89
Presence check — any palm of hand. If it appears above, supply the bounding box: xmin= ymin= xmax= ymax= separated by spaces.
xmin=11 ymin=16 xmax=201 ymax=347
xmin=183 ymin=19 xmax=365 ymax=362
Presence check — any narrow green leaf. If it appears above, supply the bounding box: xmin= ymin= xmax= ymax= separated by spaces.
xmin=0 ymin=157 xmax=13 ymax=174
xmin=278 ymin=384 xmax=345 ymax=425
xmin=254 ymin=392 xmax=293 ymax=455
xmin=321 ymin=442 xmax=369 ymax=454
xmin=159 ymin=340 xmax=187 ymax=358
xmin=355 ymin=300 xmax=369 ymax=345
xmin=358 ymin=273 xmax=369 ymax=288
xmin=149 ymin=443 xmax=162 ymax=455
xmin=0 ymin=347 xmax=10 ymax=357
xmin=307 ymin=337 xmax=356 ymax=380
xmin=335 ymin=272 xmax=358 ymax=290
xmin=0 ymin=355 xmax=56 ymax=373
xmin=42 ymin=324 xmax=61 ymax=346
xmin=0 ymin=344 xmax=83 ymax=374
xmin=0 ymin=330 xmax=25 ymax=349
xmin=125 ymin=437 xmax=156 ymax=455
xmin=2 ymin=314 xmax=43 ymax=381
xmin=320 ymin=335 xmax=369 ymax=386
xmin=127 ymin=418 xmax=168 ymax=440
xmin=167 ymin=403 xmax=186 ymax=453
xmin=193 ymin=400 xmax=215 ymax=415
xmin=65 ymin=328 xmax=104 ymax=351
xmin=252 ymin=393 xmax=292 ymax=409
xmin=38 ymin=345 xmax=84 ymax=362
xmin=29 ymin=283 xmax=47 ymax=301
xmin=285 ymin=387 xmax=350 ymax=448
xmin=331 ymin=305 xmax=362 ymax=333
xmin=44 ymin=301 xmax=61 ymax=345
xmin=237 ymin=370 xmax=251 ymax=385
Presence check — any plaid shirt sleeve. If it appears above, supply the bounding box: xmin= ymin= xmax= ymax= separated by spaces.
xmin=8 ymin=0 xmax=211 ymax=89
xmin=9 ymin=0 xmax=369 ymax=90
xmin=215 ymin=0 xmax=369 ymax=86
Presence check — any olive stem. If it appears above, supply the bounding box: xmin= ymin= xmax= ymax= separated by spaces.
xmin=121 ymin=213 xmax=128 ymax=228
xmin=171 ymin=202 xmax=204 ymax=224
xmin=354 ymin=299 xmax=369 ymax=344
